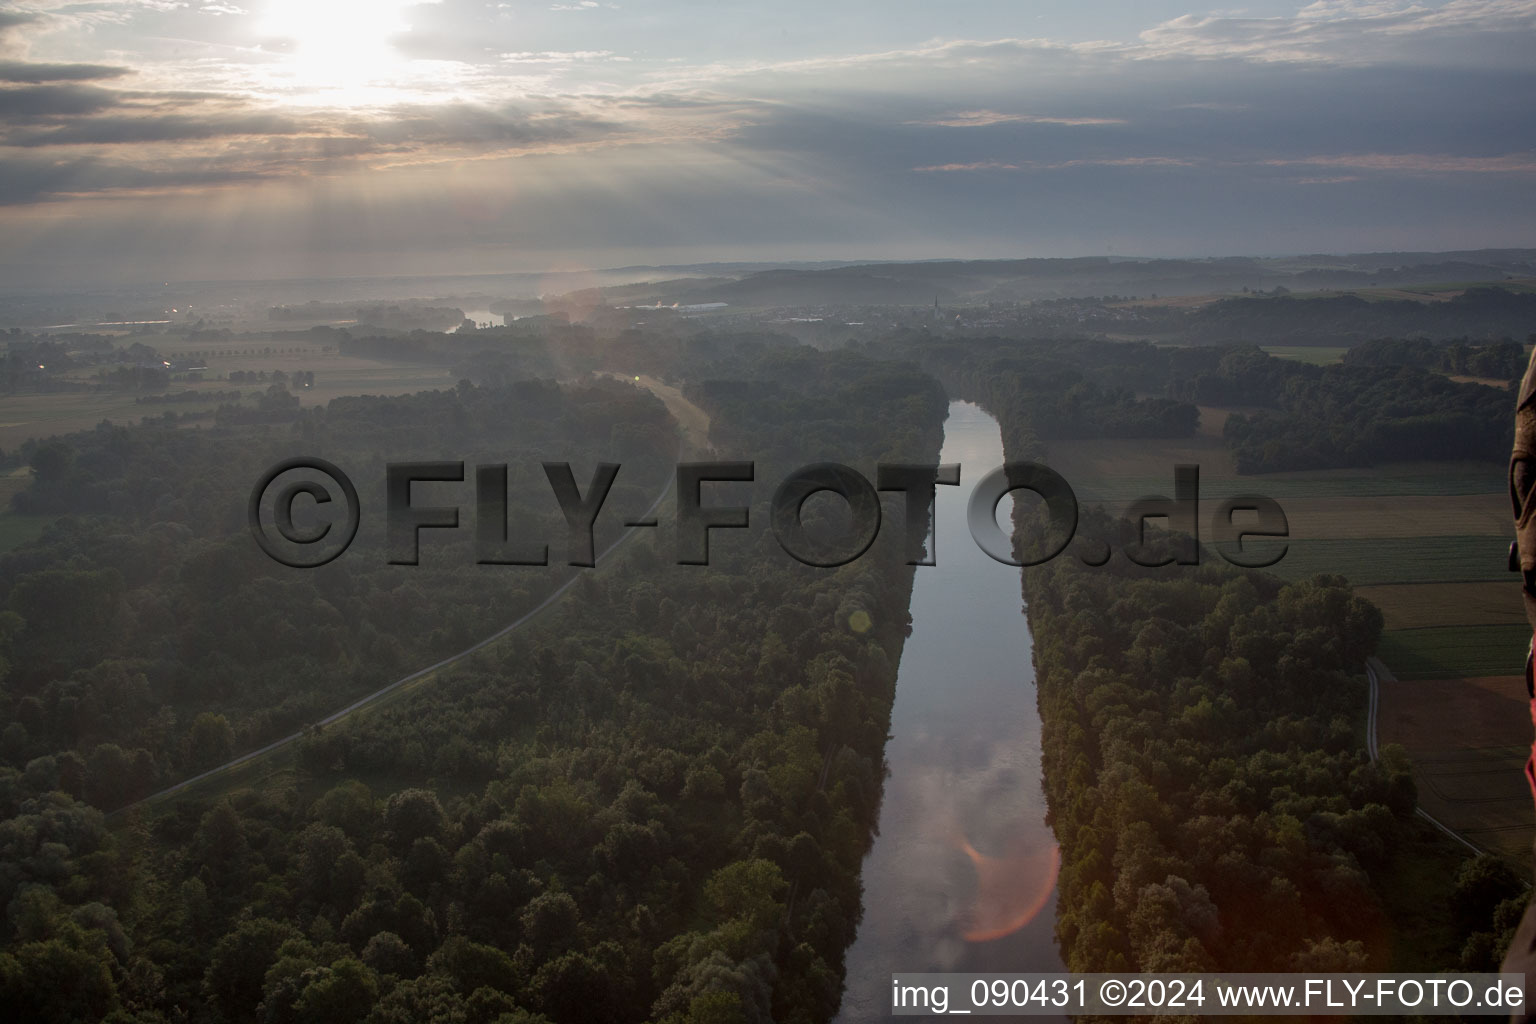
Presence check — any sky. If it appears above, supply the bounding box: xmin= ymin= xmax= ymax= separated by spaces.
xmin=0 ymin=0 xmax=1532 ymax=285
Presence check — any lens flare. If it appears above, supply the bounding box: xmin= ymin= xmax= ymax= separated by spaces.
xmin=955 ymin=836 xmax=1061 ymax=943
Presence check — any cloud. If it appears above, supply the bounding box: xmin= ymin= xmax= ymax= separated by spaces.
xmin=1261 ymin=151 xmax=1536 ymax=174
xmin=0 ymin=152 xmax=269 ymax=205
xmin=353 ymin=100 xmax=622 ymax=151
xmin=908 ymin=110 xmax=1127 ymax=128
xmin=625 ymin=1 xmax=1536 ymax=92
xmin=913 ymin=160 xmax=1020 ymax=173
xmin=0 ymin=66 xmax=642 ymax=209
xmin=1133 ymin=0 xmax=1536 ymax=67
xmin=913 ymin=155 xmax=1195 ymax=173
xmin=0 ymin=8 xmax=36 ymax=59
xmin=1 ymin=111 xmax=302 ymax=146
xmin=1054 ymin=155 xmax=1196 ymax=168
xmin=0 ymin=83 xmax=120 ymax=119
xmin=499 ymin=50 xmax=621 ymax=63
xmin=0 ymin=60 xmax=132 ymax=83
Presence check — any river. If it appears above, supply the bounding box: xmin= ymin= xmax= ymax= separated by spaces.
xmin=453 ymin=309 xmax=501 ymax=331
xmin=835 ymin=400 xmax=1066 ymax=1022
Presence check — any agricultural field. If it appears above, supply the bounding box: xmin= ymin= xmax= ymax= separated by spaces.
xmin=1289 ymin=277 xmax=1536 ymax=303
xmin=1270 ymin=536 xmax=1509 ymax=585
xmin=1111 ymin=276 xmax=1536 ymax=316
xmin=1049 ymin=431 xmax=1509 ymax=607
xmin=1447 ymin=374 xmax=1515 ymax=390
xmin=1358 ymin=582 xmax=1526 ymax=629
xmin=1260 ymin=344 xmax=1348 ymax=365
xmin=0 ymin=333 xmax=462 ymax=561
xmin=1375 ymin=663 xmax=1534 ymax=862
xmin=1051 ymin=419 xmax=1504 ymax=504
xmin=1377 ymin=626 xmax=1532 ymax=681
xmin=1381 ymin=278 xmax=1536 ymax=299
xmin=1 ymin=346 xmax=457 ymax=451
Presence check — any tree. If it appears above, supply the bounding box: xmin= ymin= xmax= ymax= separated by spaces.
xmin=293 ymin=957 xmax=378 ymax=1024
xmin=203 ymin=917 xmax=300 ymax=1020
xmin=1451 ymin=855 xmax=1525 ymax=934
xmin=189 ymin=713 xmax=235 ymax=769
xmin=426 ymin=936 xmax=519 ymax=996
xmin=0 ymin=938 xmax=118 ymax=1023
xmin=519 ymin=891 xmax=579 ymax=957
xmin=28 ymin=440 xmax=74 ymax=484
xmin=384 ymin=789 xmax=446 ymax=851
xmin=360 ymin=931 xmax=416 ymax=978
xmin=84 ymin=743 xmax=132 ymax=809
xmin=705 ymin=859 xmax=788 ymax=933
xmin=314 ymin=780 xmax=377 ymax=841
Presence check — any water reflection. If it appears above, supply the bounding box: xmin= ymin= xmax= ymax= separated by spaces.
xmin=836 ymin=401 xmax=1065 ymax=1022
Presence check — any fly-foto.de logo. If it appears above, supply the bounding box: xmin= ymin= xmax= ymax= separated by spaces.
xmin=249 ymin=458 xmax=1288 ymax=571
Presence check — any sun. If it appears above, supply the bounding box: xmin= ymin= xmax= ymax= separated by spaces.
xmin=258 ymin=0 xmax=415 ymax=99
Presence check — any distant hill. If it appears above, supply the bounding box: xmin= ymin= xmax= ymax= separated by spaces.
xmin=6 ymin=249 xmax=1533 ymax=331
xmin=545 ymin=250 xmax=1536 ymax=309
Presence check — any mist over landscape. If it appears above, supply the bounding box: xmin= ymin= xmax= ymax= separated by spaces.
xmin=2 ymin=3 xmax=1536 ymax=1023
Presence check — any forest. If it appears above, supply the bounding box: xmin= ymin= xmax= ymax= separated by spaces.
xmin=0 ymin=345 xmax=948 ymax=1023
xmin=1218 ymin=363 xmax=1514 ymax=472
xmin=1 ymin=379 xmax=674 ymax=805
xmin=869 ymin=333 xmax=1515 ymax=474
xmin=1025 ymin=539 xmax=1530 ymax=980
xmin=1341 ymin=336 xmax=1528 ymax=378
xmin=1031 ymin=552 xmax=1408 ymax=972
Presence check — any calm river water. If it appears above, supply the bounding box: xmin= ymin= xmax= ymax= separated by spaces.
xmin=835 ymin=401 xmax=1066 ymax=1022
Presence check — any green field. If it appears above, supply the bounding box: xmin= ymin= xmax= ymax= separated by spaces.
xmin=1287 ymin=278 xmax=1536 ymax=302
xmin=1260 ymin=345 xmax=1348 ymax=365
xmin=1067 ymin=462 xmax=1504 ymax=504
xmin=1377 ymin=624 xmax=1532 ymax=680
xmin=1266 ymin=535 xmax=1511 ymax=585
xmin=1394 ymin=279 xmax=1536 ymax=296
xmin=0 ymin=362 xmax=456 ymax=451
xmin=1358 ymin=582 xmax=1525 ymax=630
